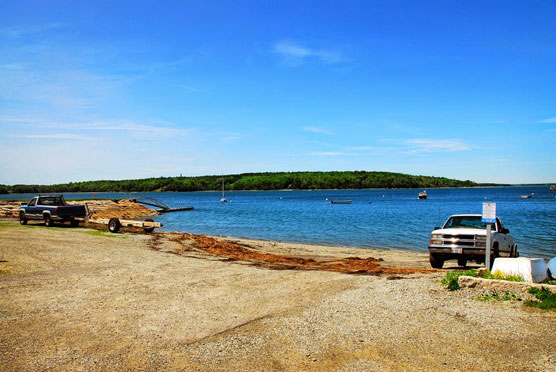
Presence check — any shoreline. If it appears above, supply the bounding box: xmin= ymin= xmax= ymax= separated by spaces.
xmin=4 ymin=184 xmax=551 ymax=198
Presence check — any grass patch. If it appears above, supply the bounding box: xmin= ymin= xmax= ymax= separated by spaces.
xmin=441 ymin=270 xmax=481 ymax=291
xmin=441 ymin=269 xmax=524 ymax=291
xmin=524 ymin=287 xmax=556 ymax=311
xmin=81 ymin=230 xmax=121 ymax=238
xmin=483 ymin=270 xmax=524 ymax=282
xmin=478 ymin=289 xmax=521 ymax=303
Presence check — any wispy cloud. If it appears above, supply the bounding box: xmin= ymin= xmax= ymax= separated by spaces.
xmin=9 ymin=133 xmax=90 ymax=140
xmin=178 ymin=84 xmax=201 ymax=92
xmin=83 ymin=120 xmax=187 ymax=135
xmin=539 ymin=117 xmax=556 ymax=123
xmin=273 ymin=40 xmax=344 ymax=65
xmin=302 ymin=126 xmax=333 ymax=135
xmin=0 ymin=117 xmax=189 ymax=139
xmin=0 ymin=22 xmax=65 ymax=38
xmin=344 ymin=146 xmax=374 ymax=151
xmin=307 ymin=151 xmax=345 ymax=156
xmin=220 ymin=135 xmax=243 ymax=144
xmin=403 ymin=139 xmax=470 ymax=153
xmin=0 ymin=63 xmax=131 ymax=109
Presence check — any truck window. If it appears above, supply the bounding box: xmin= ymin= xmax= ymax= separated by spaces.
xmin=28 ymin=198 xmax=37 ymax=207
xmin=38 ymin=197 xmax=65 ymax=206
xmin=496 ymin=218 xmax=503 ymax=232
xmin=444 ymin=216 xmax=488 ymax=229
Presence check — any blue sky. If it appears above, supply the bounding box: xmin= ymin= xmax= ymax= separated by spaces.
xmin=1 ymin=1 xmax=555 ymax=185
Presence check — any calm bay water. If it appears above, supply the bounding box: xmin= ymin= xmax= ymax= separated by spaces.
xmin=4 ymin=186 xmax=555 ymax=258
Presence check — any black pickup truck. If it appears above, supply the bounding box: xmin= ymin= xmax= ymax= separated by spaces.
xmin=19 ymin=195 xmax=87 ymax=227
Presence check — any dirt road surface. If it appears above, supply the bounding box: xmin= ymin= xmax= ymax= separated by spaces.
xmin=1 ymin=220 xmax=554 ymax=371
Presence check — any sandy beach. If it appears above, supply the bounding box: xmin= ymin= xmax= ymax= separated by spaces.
xmin=1 ymin=219 xmax=555 ymax=371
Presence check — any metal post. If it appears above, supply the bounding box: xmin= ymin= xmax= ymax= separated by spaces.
xmin=485 ymin=223 xmax=492 ymax=269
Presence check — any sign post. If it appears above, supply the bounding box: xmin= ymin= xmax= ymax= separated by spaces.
xmin=482 ymin=203 xmax=496 ymax=269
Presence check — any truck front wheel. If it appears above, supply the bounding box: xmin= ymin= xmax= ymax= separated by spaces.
xmin=19 ymin=212 xmax=27 ymax=225
xmin=457 ymin=258 xmax=467 ymax=267
xmin=430 ymin=254 xmax=444 ymax=269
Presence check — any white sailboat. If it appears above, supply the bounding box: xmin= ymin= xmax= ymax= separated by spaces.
xmin=220 ymin=178 xmax=227 ymax=203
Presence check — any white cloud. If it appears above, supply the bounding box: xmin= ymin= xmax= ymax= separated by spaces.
xmin=539 ymin=117 xmax=556 ymax=123
xmin=403 ymin=139 xmax=470 ymax=153
xmin=273 ymin=40 xmax=344 ymax=65
xmin=302 ymin=126 xmax=333 ymax=135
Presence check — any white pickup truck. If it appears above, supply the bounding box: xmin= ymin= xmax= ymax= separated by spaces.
xmin=428 ymin=214 xmax=518 ymax=269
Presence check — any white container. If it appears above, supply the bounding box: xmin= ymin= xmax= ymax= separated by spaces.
xmin=491 ymin=257 xmax=548 ymax=283
xmin=548 ymin=257 xmax=556 ymax=279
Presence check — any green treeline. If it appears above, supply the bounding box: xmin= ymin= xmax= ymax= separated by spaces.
xmin=0 ymin=171 xmax=477 ymax=194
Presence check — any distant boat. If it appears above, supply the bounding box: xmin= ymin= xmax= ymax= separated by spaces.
xmin=220 ymin=178 xmax=227 ymax=203
xmin=418 ymin=190 xmax=427 ymax=200
xmin=331 ymin=200 xmax=352 ymax=204
xmin=550 ymin=185 xmax=556 ymax=191
xmin=521 ymin=194 xmax=532 ymax=199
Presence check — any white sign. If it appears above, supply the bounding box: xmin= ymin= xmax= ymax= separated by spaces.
xmin=482 ymin=202 xmax=496 ymax=223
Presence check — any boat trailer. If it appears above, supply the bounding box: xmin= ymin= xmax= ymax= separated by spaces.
xmin=83 ymin=203 xmax=163 ymax=233
xmin=88 ymin=217 xmax=162 ymax=233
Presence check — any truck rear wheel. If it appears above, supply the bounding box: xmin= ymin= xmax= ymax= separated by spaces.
xmin=511 ymin=245 xmax=519 ymax=258
xmin=108 ymin=218 xmax=121 ymax=233
xmin=457 ymin=258 xmax=467 ymax=267
xmin=430 ymin=254 xmax=444 ymax=269
xmin=44 ymin=215 xmax=53 ymax=227
xmin=19 ymin=212 xmax=27 ymax=225
xmin=70 ymin=218 xmax=79 ymax=227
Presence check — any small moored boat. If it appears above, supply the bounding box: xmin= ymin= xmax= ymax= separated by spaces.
xmin=418 ymin=190 xmax=427 ymax=200
xmin=521 ymin=194 xmax=532 ymax=199
xmin=330 ymin=200 xmax=352 ymax=204
xmin=220 ymin=178 xmax=227 ymax=203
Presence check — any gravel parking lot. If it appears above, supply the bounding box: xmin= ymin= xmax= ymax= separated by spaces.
xmin=1 ymin=220 xmax=554 ymax=371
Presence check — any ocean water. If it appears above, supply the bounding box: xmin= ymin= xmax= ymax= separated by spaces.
xmin=4 ymin=186 xmax=555 ymax=258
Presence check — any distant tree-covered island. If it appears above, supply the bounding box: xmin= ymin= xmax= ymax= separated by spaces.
xmin=0 ymin=171 xmax=484 ymax=194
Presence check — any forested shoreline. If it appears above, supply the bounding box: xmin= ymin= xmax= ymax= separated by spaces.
xmin=0 ymin=171 xmax=481 ymax=194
